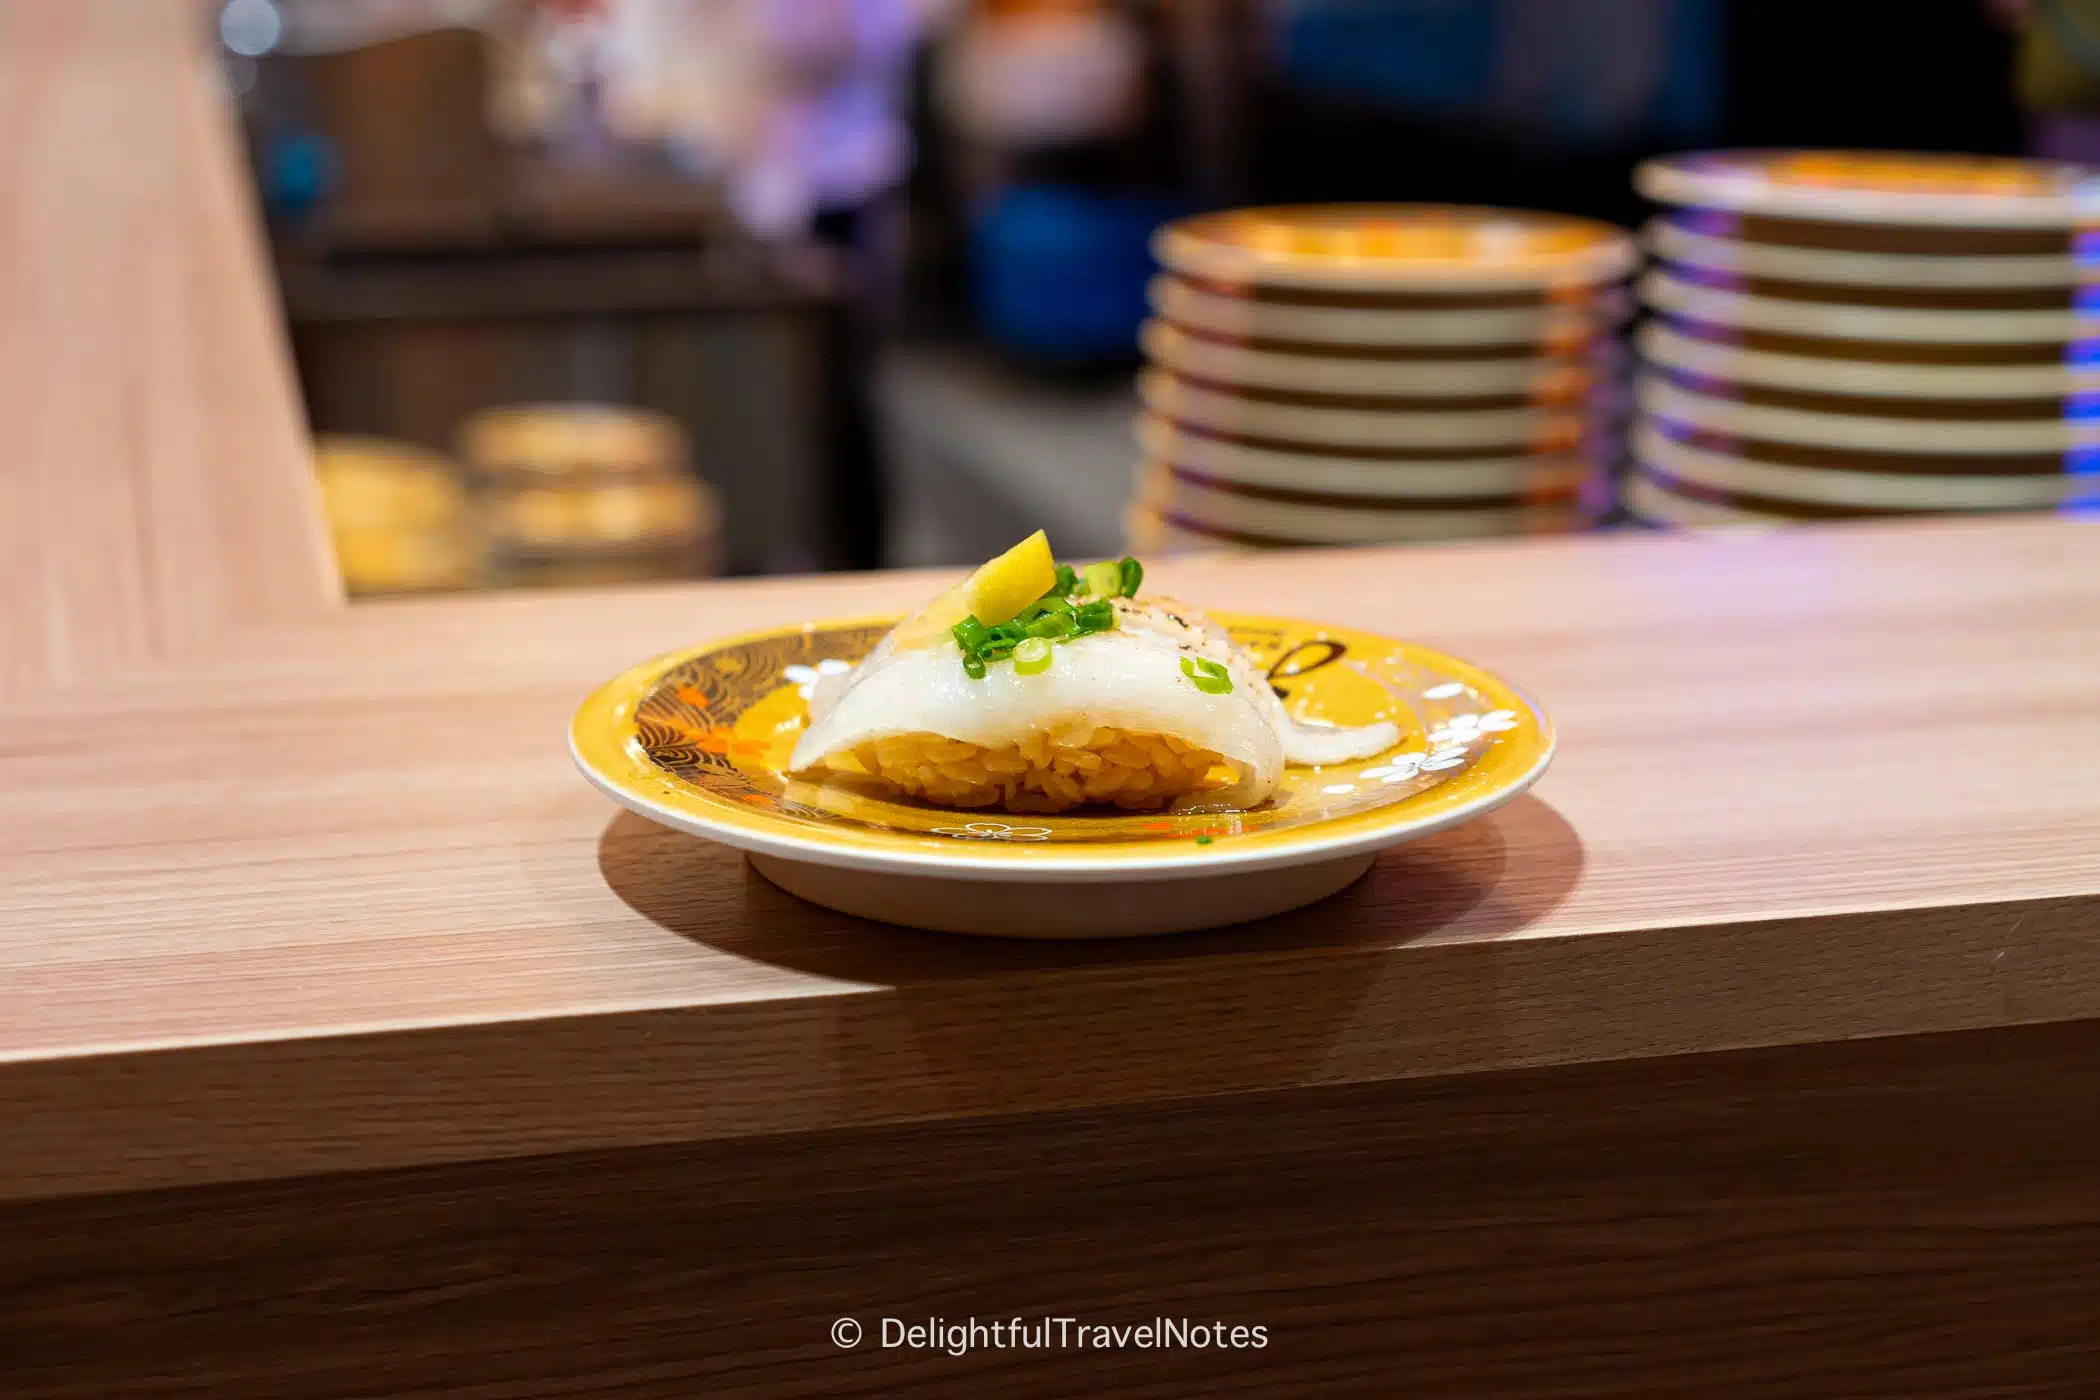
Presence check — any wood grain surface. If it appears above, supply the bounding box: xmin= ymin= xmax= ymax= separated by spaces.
xmin=0 ymin=0 xmax=338 ymax=703
xmin=0 ymin=0 xmax=2095 ymax=1226
xmin=8 ymin=1020 xmax=2100 ymax=1399
xmin=5 ymin=520 xmax=2099 ymax=1203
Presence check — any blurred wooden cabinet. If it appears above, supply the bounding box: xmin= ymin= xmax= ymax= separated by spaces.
xmin=255 ymin=28 xmax=878 ymax=575
xmin=282 ymin=243 xmax=859 ymax=576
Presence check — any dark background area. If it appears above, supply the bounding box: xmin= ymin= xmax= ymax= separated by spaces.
xmin=243 ymin=0 xmax=2060 ymax=587
xmin=1222 ymin=3 xmax=2022 ymax=232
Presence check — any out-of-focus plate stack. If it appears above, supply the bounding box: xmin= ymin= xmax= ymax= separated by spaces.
xmin=1628 ymin=150 xmax=2100 ymax=528
xmin=460 ymin=404 xmax=722 ymax=587
xmin=1126 ymin=205 xmax=1637 ymax=553
xmin=314 ymin=437 xmax=480 ymax=596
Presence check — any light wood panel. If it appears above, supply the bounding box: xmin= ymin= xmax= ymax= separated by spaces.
xmin=5 ymin=518 xmax=2099 ymax=1200
xmin=0 ymin=0 xmax=337 ymax=703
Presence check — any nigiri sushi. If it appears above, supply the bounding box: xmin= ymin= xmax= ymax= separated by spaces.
xmin=788 ymin=532 xmax=1397 ymax=813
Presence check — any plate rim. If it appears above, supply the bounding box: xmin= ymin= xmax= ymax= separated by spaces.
xmin=1632 ymin=419 xmax=2097 ymax=510
xmin=1139 ymin=318 xmax=1595 ymax=397
xmin=1635 ymin=320 xmax=2097 ymax=399
xmin=1636 ymin=371 xmax=2100 ymax=454
xmin=1139 ymin=368 xmax=1587 ymax=450
xmin=1136 ymin=412 xmax=1599 ymax=498
xmin=570 ymin=613 xmax=1557 ymax=883
xmin=1154 ymin=203 xmax=1638 ymax=293
xmin=1634 ymin=150 xmax=2100 ymax=228
xmin=1643 ymin=218 xmax=2086 ymax=288
xmin=1135 ymin=463 xmax=1588 ymax=541
xmin=1149 ymin=275 xmax=1633 ymax=347
xmin=1640 ymin=267 xmax=2100 ymax=344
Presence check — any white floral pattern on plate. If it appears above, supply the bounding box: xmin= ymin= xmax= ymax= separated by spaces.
xmin=1359 ymin=744 xmax=1469 ymax=786
xmin=783 ymin=658 xmax=852 ymax=699
xmin=931 ymin=821 xmax=1054 ymax=842
xmin=1426 ymin=710 xmax=1520 ymax=748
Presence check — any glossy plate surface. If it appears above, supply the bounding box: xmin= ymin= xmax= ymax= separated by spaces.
xmin=1635 ymin=150 xmax=2100 ymax=226
xmin=1155 ymin=204 xmax=1636 ymax=291
xmin=572 ymin=614 xmax=1553 ymax=882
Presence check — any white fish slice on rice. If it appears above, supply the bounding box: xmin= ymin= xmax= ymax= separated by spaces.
xmin=788 ymin=596 xmax=1398 ymax=812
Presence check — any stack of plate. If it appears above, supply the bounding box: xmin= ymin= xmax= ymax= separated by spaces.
xmin=314 ymin=437 xmax=480 ymax=596
xmin=1126 ymin=204 xmax=1638 ymax=552
xmin=460 ymin=404 xmax=722 ymax=586
xmin=1628 ymin=150 xmax=2100 ymax=528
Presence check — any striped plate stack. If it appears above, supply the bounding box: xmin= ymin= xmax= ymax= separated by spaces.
xmin=1629 ymin=150 xmax=2100 ymax=528
xmin=1126 ymin=205 xmax=1637 ymax=553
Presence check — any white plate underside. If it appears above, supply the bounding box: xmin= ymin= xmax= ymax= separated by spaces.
xmin=1135 ymin=463 xmax=1587 ymax=542
xmin=1644 ymin=218 xmax=2089 ymax=288
xmin=1640 ymin=267 xmax=2100 ymax=343
xmin=1637 ymin=321 xmax=2099 ymax=399
xmin=1150 ymin=275 xmax=1631 ymax=347
xmin=1135 ymin=414 xmax=1593 ymax=499
xmin=1637 ymin=372 xmax=2100 ymax=454
xmin=1632 ymin=421 xmax=2099 ymax=510
xmin=1142 ymin=369 xmax=1593 ymax=450
xmin=1623 ymin=468 xmax=1794 ymax=529
xmin=1141 ymin=319 xmax=1606 ymax=397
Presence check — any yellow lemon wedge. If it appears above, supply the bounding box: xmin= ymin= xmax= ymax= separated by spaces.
xmin=890 ymin=530 xmax=1057 ymax=649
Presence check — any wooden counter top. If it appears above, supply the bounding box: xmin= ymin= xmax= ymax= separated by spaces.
xmin=4 ymin=0 xmax=2100 ymax=1214
xmin=5 ymin=517 xmax=2098 ymax=1204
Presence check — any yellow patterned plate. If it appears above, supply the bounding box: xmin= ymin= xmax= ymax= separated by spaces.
xmin=571 ymin=613 xmax=1553 ymax=936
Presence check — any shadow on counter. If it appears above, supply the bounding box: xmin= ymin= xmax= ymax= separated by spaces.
xmin=595 ymin=794 xmax=1583 ymax=1122
xmin=594 ymin=793 xmax=1584 ymax=982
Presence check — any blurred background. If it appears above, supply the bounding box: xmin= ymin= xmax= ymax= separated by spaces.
xmin=215 ymin=0 xmax=2098 ymax=597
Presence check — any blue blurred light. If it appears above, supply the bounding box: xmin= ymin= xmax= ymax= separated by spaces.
xmin=266 ymin=131 xmax=337 ymax=218
xmin=971 ymin=187 xmax=1194 ymax=363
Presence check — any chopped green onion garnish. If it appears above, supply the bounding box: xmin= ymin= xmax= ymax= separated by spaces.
xmin=1013 ymin=637 xmax=1052 ymax=675
xmin=956 ymin=573 xmax=1121 ymax=676
xmin=1012 ymin=595 xmax=1073 ymax=627
xmin=1119 ymin=556 xmax=1144 ymax=598
xmin=1080 ymin=560 xmax=1120 ymax=598
xmin=1194 ymin=835 xmax=1213 ymax=846
xmin=1026 ymin=611 xmax=1075 ymax=639
xmin=1073 ymin=599 xmax=1115 ymax=634
xmin=1180 ymin=656 xmax=1233 ymax=694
